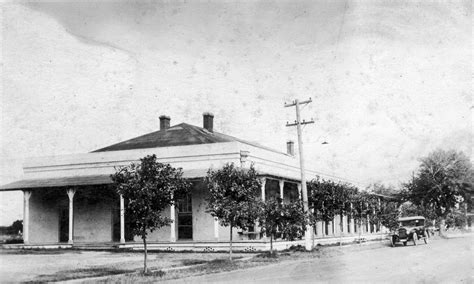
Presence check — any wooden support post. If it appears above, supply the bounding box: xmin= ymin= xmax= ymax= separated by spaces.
xmin=297 ymin=183 xmax=302 ymax=200
xmin=170 ymin=195 xmax=176 ymax=242
xmin=350 ymin=203 xmax=355 ymax=234
xmin=214 ymin=217 xmax=219 ymax=241
xmin=260 ymin=177 xmax=266 ymax=240
xmin=279 ymin=180 xmax=284 ymax=201
xmin=66 ymin=189 xmax=76 ymax=244
xmin=23 ymin=191 xmax=32 ymax=244
xmin=120 ymin=194 xmax=125 ymax=243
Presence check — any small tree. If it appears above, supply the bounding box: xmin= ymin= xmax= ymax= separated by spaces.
xmin=206 ymin=163 xmax=261 ymax=260
xmin=259 ymin=198 xmax=307 ymax=254
xmin=405 ymin=149 xmax=473 ymax=237
xmin=279 ymin=200 xmax=307 ymax=241
xmin=333 ymin=183 xmax=357 ymax=245
xmin=308 ymin=178 xmax=354 ymax=245
xmin=258 ymin=198 xmax=282 ymax=254
xmin=351 ymin=191 xmax=377 ymax=243
xmin=111 ymin=155 xmax=189 ymax=273
xmin=367 ymin=183 xmax=402 ymax=232
xmin=308 ymin=178 xmax=338 ymax=233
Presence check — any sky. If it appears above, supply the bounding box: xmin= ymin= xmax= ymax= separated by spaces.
xmin=0 ymin=0 xmax=472 ymax=225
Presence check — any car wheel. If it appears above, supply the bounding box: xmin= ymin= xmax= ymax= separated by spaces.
xmin=424 ymin=236 xmax=428 ymax=244
xmin=391 ymin=236 xmax=396 ymax=247
xmin=413 ymin=233 xmax=417 ymax=246
xmin=403 ymin=241 xmax=407 ymax=246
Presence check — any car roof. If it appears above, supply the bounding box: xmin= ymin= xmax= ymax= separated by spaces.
xmin=398 ymin=216 xmax=425 ymax=221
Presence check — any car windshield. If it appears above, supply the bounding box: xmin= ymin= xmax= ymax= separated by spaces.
xmin=400 ymin=219 xmax=424 ymax=226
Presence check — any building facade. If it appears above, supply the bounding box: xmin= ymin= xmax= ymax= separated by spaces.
xmin=1 ymin=113 xmax=385 ymax=251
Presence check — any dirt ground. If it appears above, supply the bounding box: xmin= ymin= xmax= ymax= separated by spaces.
xmin=165 ymin=235 xmax=472 ymax=283
xmin=0 ymin=235 xmax=471 ymax=283
xmin=0 ymin=250 xmax=252 ymax=282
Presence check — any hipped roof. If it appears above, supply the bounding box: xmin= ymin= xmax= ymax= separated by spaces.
xmin=93 ymin=123 xmax=281 ymax=154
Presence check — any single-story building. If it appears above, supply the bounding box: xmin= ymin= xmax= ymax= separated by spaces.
xmin=0 ymin=113 xmax=385 ymax=251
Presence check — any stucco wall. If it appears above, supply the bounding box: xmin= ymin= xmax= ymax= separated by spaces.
xmin=29 ymin=190 xmax=61 ymax=243
xmin=73 ymin=195 xmax=114 ymax=243
xmin=192 ymin=182 xmax=215 ymax=241
xmin=218 ymin=222 xmax=240 ymax=241
xmin=143 ymin=207 xmax=171 ymax=242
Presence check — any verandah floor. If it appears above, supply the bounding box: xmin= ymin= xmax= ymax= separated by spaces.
xmin=2 ymin=233 xmax=388 ymax=252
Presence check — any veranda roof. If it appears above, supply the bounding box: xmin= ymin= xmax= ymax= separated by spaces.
xmin=0 ymin=169 xmax=211 ymax=191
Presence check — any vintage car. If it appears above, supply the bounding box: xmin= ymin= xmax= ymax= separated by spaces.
xmin=391 ymin=216 xmax=429 ymax=247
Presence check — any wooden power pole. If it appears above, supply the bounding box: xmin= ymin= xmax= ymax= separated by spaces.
xmin=285 ymin=98 xmax=314 ymax=251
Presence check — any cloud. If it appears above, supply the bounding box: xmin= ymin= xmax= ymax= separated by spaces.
xmin=0 ymin=0 xmax=471 ymax=224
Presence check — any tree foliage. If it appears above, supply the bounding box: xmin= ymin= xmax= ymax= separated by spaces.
xmin=278 ymin=200 xmax=307 ymax=241
xmin=206 ymin=163 xmax=261 ymax=259
xmin=258 ymin=198 xmax=306 ymax=253
xmin=308 ymin=178 xmax=356 ymax=227
xmin=10 ymin=220 xmax=23 ymax=235
xmin=365 ymin=183 xmax=401 ymax=231
xmin=111 ymin=154 xmax=189 ymax=272
xmin=407 ymin=149 xmax=473 ymax=217
xmin=405 ymin=149 xmax=473 ymax=235
xmin=308 ymin=179 xmax=403 ymax=237
xmin=308 ymin=178 xmax=352 ymax=223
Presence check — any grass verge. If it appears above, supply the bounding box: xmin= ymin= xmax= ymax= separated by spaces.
xmin=30 ymin=267 xmax=135 ymax=283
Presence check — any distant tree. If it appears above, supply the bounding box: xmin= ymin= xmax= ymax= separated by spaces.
xmin=351 ymin=191 xmax=381 ymax=243
xmin=405 ymin=149 xmax=473 ymax=237
xmin=444 ymin=209 xmax=468 ymax=229
xmin=111 ymin=155 xmax=189 ymax=273
xmin=367 ymin=183 xmax=402 ymax=232
xmin=9 ymin=220 xmax=23 ymax=235
xmin=206 ymin=163 xmax=261 ymax=260
xmin=375 ymin=201 xmax=400 ymax=232
xmin=399 ymin=202 xmax=437 ymax=220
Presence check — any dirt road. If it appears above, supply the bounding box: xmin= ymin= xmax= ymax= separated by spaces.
xmin=168 ymin=236 xmax=472 ymax=283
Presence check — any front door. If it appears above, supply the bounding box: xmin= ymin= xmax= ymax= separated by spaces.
xmin=177 ymin=194 xmax=193 ymax=240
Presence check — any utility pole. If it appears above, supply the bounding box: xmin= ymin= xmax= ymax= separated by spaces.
xmin=285 ymin=98 xmax=314 ymax=251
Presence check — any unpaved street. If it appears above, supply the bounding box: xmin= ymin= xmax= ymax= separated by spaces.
xmin=169 ymin=236 xmax=472 ymax=283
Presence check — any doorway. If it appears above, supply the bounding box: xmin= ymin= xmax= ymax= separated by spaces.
xmin=112 ymin=207 xmax=134 ymax=242
xmin=177 ymin=194 xmax=193 ymax=240
xmin=59 ymin=207 xmax=69 ymax=243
